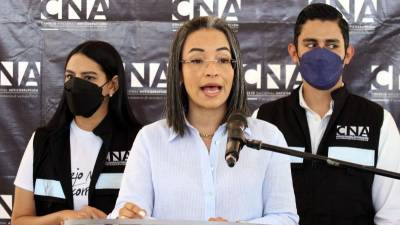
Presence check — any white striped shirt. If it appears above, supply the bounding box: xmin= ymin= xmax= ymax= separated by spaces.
xmin=110 ymin=118 xmax=299 ymax=225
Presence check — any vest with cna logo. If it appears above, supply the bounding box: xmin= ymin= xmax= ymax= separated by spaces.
xmin=32 ymin=114 xmax=139 ymax=215
xmin=257 ymin=86 xmax=383 ymax=225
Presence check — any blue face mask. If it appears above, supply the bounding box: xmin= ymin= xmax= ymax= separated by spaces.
xmin=298 ymin=48 xmax=344 ymax=90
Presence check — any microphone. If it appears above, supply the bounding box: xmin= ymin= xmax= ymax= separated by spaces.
xmin=225 ymin=112 xmax=247 ymax=167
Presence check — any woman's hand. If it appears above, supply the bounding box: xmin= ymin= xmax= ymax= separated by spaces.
xmin=58 ymin=206 xmax=106 ymax=225
xmin=78 ymin=206 xmax=107 ymax=219
xmin=118 ymin=202 xmax=147 ymax=219
xmin=57 ymin=210 xmax=86 ymax=225
xmin=208 ymin=217 xmax=228 ymax=222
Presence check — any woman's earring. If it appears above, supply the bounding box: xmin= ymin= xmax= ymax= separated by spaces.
xmin=109 ymin=93 xmax=113 ymax=97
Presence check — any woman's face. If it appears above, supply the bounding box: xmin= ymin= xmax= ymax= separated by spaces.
xmin=181 ymin=28 xmax=234 ymax=113
xmin=65 ymin=53 xmax=113 ymax=96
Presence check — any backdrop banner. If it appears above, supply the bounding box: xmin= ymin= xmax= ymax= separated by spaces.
xmin=1 ymin=0 xmax=399 ymax=223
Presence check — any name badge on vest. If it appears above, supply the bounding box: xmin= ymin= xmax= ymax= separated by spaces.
xmin=328 ymin=147 xmax=375 ymax=166
xmin=95 ymin=173 xmax=123 ymax=189
xmin=288 ymin=147 xmax=305 ymax=163
xmin=34 ymin=178 xmax=66 ymax=199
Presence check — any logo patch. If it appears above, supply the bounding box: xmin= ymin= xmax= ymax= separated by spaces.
xmin=105 ymin=151 xmax=129 ymax=166
xmin=336 ymin=125 xmax=370 ymax=142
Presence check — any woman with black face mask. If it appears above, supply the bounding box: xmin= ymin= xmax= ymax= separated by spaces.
xmin=11 ymin=41 xmax=142 ymax=225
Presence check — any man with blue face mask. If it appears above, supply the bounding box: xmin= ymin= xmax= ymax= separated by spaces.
xmin=254 ymin=3 xmax=400 ymax=225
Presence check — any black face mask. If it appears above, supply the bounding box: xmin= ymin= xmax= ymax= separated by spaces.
xmin=64 ymin=77 xmax=107 ymax=118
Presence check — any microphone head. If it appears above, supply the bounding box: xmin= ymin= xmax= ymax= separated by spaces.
xmin=225 ymin=155 xmax=237 ymax=167
xmin=227 ymin=112 xmax=248 ymax=128
xmin=225 ymin=112 xmax=247 ymax=167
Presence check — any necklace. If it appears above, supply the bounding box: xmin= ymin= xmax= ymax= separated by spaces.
xmin=199 ymin=131 xmax=214 ymax=139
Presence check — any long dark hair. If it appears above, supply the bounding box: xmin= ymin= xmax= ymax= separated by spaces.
xmin=166 ymin=16 xmax=249 ymax=136
xmin=46 ymin=40 xmax=140 ymax=130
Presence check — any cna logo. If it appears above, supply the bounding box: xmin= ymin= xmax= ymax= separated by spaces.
xmin=0 ymin=61 xmax=40 ymax=87
xmin=105 ymin=151 xmax=129 ymax=166
xmin=370 ymin=65 xmax=400 ymax=92
xmin=126 ymin=62 xmax=168 ymax=95
xmin=0 ymin=195 xmax=12 ymax=220
xmin=308 ymin=0 xmax=383 ymax=24
xmin=244 ymin=64 xmax=302 ymax=94
xmin=40 ymin=0 xmax=110 ymax=20
xmin=125 ymin=62 xmax=302 ymax=97
xmin=172 ymin=0 xmax=241 ymax=21
xmin=336 ymin=125 xmax=369 ymax=142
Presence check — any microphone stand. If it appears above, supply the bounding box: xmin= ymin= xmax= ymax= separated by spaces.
xmin=233 ymin=134 xmax=400 ymax=180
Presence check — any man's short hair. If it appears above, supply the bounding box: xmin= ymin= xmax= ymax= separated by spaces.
xmin=294 ymin=3 xmax=349 ymax=50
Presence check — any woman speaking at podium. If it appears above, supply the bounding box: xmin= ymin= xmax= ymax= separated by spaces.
xmin=111 ymin=17 xmax=299 ymax=225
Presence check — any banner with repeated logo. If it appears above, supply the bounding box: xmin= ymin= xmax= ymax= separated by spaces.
xmin=1 ymin=0 xmax=399 ymax=223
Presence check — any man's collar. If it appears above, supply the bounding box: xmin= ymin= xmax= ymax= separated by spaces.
xmin=298 ymin=84 xmax=335 ymax=117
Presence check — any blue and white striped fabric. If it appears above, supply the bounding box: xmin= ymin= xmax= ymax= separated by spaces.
xmin=110 ymin=118 xmax=299 ymax=225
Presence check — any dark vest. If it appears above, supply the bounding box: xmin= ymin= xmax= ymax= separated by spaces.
xmin=257 ymin=86 xmax=383 ymax=225
xmin=32 ymin=114 xmax=139 ymax=215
